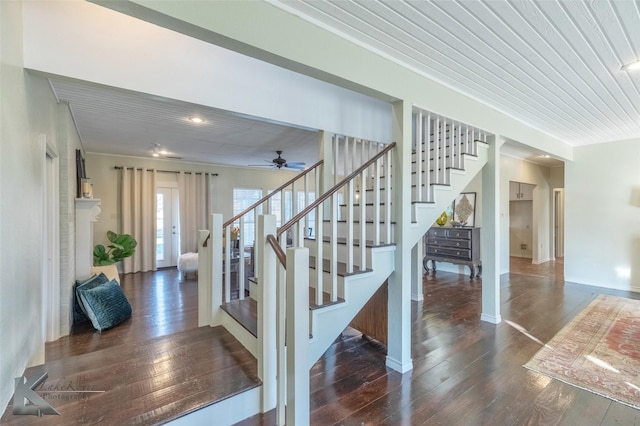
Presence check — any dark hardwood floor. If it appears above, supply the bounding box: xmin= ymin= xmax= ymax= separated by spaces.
xmin=510 ymin=256 xmax=564 ymax=281
xmin=1 ymin=268 xmax=260 ymax=425
xmin=5 ymin=264 xmax=639 ymax=425
xmin=238 ymin=270 xmax=640 ymax=425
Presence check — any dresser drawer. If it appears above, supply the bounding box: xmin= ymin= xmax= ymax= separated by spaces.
xmin=446 ymin=228 xmax=472 ymax=239
xmin=427 ymin=238 xmax=471 ymax=249
xmin=427 ymin=227 xmax=448 ymax=238
xmin=426 ymin=246 xmax=472 ymax=260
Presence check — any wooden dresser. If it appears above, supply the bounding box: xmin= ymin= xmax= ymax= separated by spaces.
xmin=424 ymin=227 xmax=481 ymax=278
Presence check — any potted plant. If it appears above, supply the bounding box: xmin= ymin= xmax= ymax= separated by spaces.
xmin=93 ymin=231 xmax=137 ymax=265
xmin=92 ymin=231 xmax=137 ymax=283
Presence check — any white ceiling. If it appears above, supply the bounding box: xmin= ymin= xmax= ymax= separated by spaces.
xmin=50 ymin=78 xmax=320 ymax=168
xmin=274 ymin=0 xmax=640 ymax=147
xmin=52 ymin=1 xmax=640 ymax=169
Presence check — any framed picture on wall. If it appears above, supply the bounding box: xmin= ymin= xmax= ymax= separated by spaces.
xmin=76 ymin=149 xmax=86 ymax=198
xmin=453 ymin=192 xmax=476 ymax=227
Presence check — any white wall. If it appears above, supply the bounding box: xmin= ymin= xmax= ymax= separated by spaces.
xmin=565 ymin=138 xmax=640 ymax=291
xmin=57 ymin=102 xmax=85 ymax=336
xmin=22 ymin=0 xmax=392 ymax=144
xmin=86 ymin=153 xmax=305 ymax=249
xmin=0 ymin=0 xmax=78 ymax=410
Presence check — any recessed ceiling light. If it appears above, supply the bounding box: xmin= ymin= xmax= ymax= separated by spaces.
xmin=621 ymin=60 xmax=640 ymax=72
xmin=189 ymin=116 xmax=204 ymax=123
xmin=542 ymin=155 xmax=550 ymax=158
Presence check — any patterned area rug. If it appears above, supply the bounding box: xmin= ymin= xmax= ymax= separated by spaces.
xmin=524 ymin=294 xmax=640 ymax=409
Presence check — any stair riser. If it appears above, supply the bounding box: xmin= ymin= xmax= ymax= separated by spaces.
xmin=321 ymin=221 xmax=395 ymax=242
xmin=307 ymin=272 xmax=346 ymax=300
xmin=304 ymin=240 xmax=372 ymax=269
xmin=338 ymin=204 xmax=391 ymax=220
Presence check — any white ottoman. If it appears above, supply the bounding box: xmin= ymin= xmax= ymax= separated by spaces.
xmin=178 ymin=252 xmax=198 ymax=279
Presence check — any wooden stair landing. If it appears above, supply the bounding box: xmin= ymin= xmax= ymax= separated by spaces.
xmin=1 ymin=325 xmax=260 ymax=425
xmin=1 ymin=268 xmax=260 ymax=425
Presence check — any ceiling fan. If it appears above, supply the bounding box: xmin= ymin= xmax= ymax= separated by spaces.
xmin=249 ymin=151 xmax=306 ymax=171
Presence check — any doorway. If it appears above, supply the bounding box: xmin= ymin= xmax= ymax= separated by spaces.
xmin=553 ymin=188 xmax=565 ymax=259
xmin=156 ymin=186 xmax=180 ymax=268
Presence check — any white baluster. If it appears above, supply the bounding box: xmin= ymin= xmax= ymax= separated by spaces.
xmin=415 ymin=111 xmax=423 ymax=202
xmin=330 ymin=193 xmax=338 ymax=301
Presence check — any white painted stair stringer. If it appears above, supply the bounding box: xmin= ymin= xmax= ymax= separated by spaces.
xmin=408 ymin=145 xmax=488 ymax=249
xmin=220 ymin=309 xmax=258 ymax=358
xmin=307 ymin=244 xmax=395 ymax=367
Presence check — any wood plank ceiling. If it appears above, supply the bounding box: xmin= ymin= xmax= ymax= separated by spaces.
xmin=274 ymin=0 xmax=640 ymax=146
xmin=50 ymin=1 xmax=640 ymax=168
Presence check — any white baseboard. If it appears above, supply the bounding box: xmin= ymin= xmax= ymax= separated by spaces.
xmin=480 ymin=313 xmax=502 ymax=324
xmin=385 ymin=356 xmax=413 ymax=374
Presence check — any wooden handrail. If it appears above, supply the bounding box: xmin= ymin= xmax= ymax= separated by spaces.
xmin=277 ymin=142 xmax=396 ymax=237
xmin=267 ymin=234 xmax=287 ymax=268
xmin=223 ymin=160 xmax=324 ymax=228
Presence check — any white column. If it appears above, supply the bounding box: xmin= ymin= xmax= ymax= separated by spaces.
xmin=411 ymin=236 xmax=424 ymax=301
xmin=74 ymin=198 xmax=101 ymax=280
xmin=386 ymin=100 xmax=413 ymax=374
xmin=480 ymin=136 xmax=504 ymax=324
xmin=257 ymin=214 xmax=277 ymax=411
xmin=286 ymin=247 xmax=310 ymax=425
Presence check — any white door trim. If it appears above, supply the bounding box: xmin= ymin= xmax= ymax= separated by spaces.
xmin=43 ymin=136 xmax=61 ymax=342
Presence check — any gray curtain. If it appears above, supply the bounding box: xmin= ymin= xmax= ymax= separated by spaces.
xmin=177 ymin=172 xmax=213 ymax=254
xmin=119 ymin=167 xmax=157 ymax=273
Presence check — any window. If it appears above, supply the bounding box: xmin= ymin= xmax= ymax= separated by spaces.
xmin=233 ymin=188 xmax=263 ymax=247
xmin=268 ymin=189 xmax=292 ymax=227
xmin=298 ymin=191 xmax=316 ymax=238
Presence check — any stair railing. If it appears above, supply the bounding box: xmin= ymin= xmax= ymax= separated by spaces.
xmin=266 ymin=142 xmax=396 ymax=307
xmin=261 ymin=141 xmax=395 ymax=425
xmin=220 ymin=160 xmax=323 ymax=302
xmin=413 ymin=111 xmax=488 ymax=203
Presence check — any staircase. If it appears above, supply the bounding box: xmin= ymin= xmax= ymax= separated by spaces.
xmin=194 ymin=115 xmax=490 ymax=424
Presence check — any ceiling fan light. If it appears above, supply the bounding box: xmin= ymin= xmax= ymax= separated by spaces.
xmin=621 ymin=60 xmax=640 ymax=72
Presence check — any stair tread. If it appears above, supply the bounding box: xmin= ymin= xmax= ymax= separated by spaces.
xmin=309 ymin=255 xmax=373 ymax=277
xmin=339 ymin=202 xmax=389 ymax=207
xmin=323 ymin=219 xmax=396 ymax=224
xmin=305 ymin=236 xmax=394 ymax=248
xmin=222 ymin=287 xmax=345 ymax=330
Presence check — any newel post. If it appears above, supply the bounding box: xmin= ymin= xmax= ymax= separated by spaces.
xmin=286 ymin=247 xmax=310 ymax=425
xmin=257 ymin=214 xmax=277 ymax=411
xmin=209 ymin=213 xmax=223 ymax=326
xmin=197 ymin=229 xmax=211 ymax=327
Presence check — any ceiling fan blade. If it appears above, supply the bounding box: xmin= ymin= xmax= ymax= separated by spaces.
xmin=284 ymin=163 xmax=306 ymax=170
xmin=285 ymin=161 xmax=305 ymax=166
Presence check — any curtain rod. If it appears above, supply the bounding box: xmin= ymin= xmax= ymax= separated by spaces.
xmin=114 ymin=166 xmax=218 ymax=176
